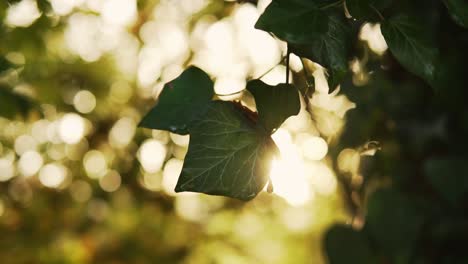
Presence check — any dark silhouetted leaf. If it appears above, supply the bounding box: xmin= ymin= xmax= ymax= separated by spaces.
xmin=381 ymin=15 xmax=438 ymax=84
xmin=290 ymin=13 xmax=353 ymax=93
xmin=444 ymin=0 xmax=468 ymax=28
xmin=346 ymin=0 xmax=393 ymax=21
xmin=255 ymin=0 xmax=329 ymax=45
xmin=424 ymin=157 xmax=468 ymax=205
xmin=247 ymin=80 xmax=300 ymax=133
xmin=139 ymin=66 xmax=214 ymax=135
xmin=175 ymin=101 xmax=279 ymax=200
xmin=325 ymin=224 xmax=374 ymax=264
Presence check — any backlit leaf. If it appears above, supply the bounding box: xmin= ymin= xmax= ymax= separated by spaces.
xmin=247 ymin=80 xmax=300 ymax=133
xmin=175 ymin=101 xmax=279 ymax=200
xmin=139 ymin=66 xmax=214 ymax=135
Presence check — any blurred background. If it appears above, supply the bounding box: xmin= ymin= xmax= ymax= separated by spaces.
xmin=0 ymin=0 xmax=393 ymax=263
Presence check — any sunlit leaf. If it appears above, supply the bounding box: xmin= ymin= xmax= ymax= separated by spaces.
xmin=325 ymin=224 xmax=374 ymax=264
xmin=175 ymin=101 xmax=279 ymax=200
xmin=247 ymin=80 xmax=300 ymax=133
xmin=381 ymin=15 xmax=438 ymax=84
xmin=255 ymin=0 xmax=329 ymax=45
xmin=444 ymin=0 xmax=468 ymax=28
xmin=289 ymin=13 xmax=353 ymax=93
xmin=424 ymin=157 xmax=468 ymax=205
xmin=139 ymin=66 xmax=214 ymax=135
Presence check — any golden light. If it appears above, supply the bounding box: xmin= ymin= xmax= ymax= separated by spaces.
xmin=14 ymin=135 xmax=38 ymax=155
xmin=143 ymin=172 xmax=163 ymax=191
xmin=83 ymin=150 xmax=108 ymax=179
xmin=70 ymin=180 xmax=92 ymax=203
xmin=18 ymin=150 xmax=43 ymax=177
xmin=101 ymin=0 xmax=137 ymax=26
xmin=5 ymin=0 xmax=41 ymax=28
xmin=109 ymin=117 xmax=136 ymax=148
xmin=300 ymin=135 xmax=328 ymax=161
xmin=31 ymin=120 xmax=50 ymax=144
xmin=138 ymin=139 xmax=167 ymax=173
xmin=169 ymin=133 xmax=190 ymax=147
xmin=162 ymin=158 xmax=183 ymax=196
xmin=49 ymin=0 xmax=83 ymax=16
xmin=99 ymin=170 xmax=122 ymax=192
xmin=59 ymin=113 xmax=85 ymax=144
xmin=0 ymin=158 xmax=15 ymax=182
xmin=360 ymin=23 xmax=388 ymax=55
xmin=337 ymin=148 xmax=360 ymax=174
xmin=39 ymin=163 xmax=68 ymax=188
xmin=73 ymin=90 xmax=97 ymax=114
xmin=0 ymin=199 xmax=4 ymax=217
xmin=270 ymin=129 xmax=313 ymax=206
xmin=308 ymin=163 xmax=337 ymax=196
xmin=175 ymin=194 xmax=208 ymax=222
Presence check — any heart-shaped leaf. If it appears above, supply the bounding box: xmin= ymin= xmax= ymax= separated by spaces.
xmin=290 ymin=13 xmax=353 ymax=93
xmin=381 ymin=15 xmax=438 ymax=84
xmin=255 ymin=0 xmax=329 ymax=45
xmin=247 ymin=80 xmax=300 ymax=133
xmin=139 ymin=66 xmax=214 ymax=135
xmin=175 ymin=100 xmax=279 ymax=200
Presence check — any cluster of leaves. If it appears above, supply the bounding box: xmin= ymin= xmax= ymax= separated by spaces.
xmin=140 ymin=0 xmax=468 ymax=263
xmin=139 ymin=67 xmax=300 ymax=200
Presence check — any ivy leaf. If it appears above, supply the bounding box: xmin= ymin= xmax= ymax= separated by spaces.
xmin=247 ymin=80 xmax=300 ymax=133
xmin=381 ymin=15 xmax=438 ymax=84
xmin=325 ymin=224 xmax=374 ymax=264
xmin=444 ymin=0 xmax=468 ymax=28
xmin=255 ymin=0 xmax=329 ymax=45
xmin=175 ymin=101 xmax=279 ymax=201
xmin=289 ymin=13 xmax=353 ymax=93
xmin=139 ymin=66 xmax=214 ymax=135
xmin=424 ymin=157 xmax=468 ymax=205
xmin=346 ymin=0 xmax=393 ymax=21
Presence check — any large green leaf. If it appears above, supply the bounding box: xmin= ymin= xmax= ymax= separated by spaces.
xmin=175 ymin=101 xmax=279 ymax=201
xmin=325 ymin=224 xmax=374 ymax=264
xmin=424 ymin=157 xmax=468 ymax=205
xmin=255 ymin=0 xmax=329 ymax=45
xmin=290 ymin=13 xmax=353 ymax=93
xmin=381 ymin=15 xmax=438 ymax=84
xmin=247 ymin=80 xmax=300 ymax=133
xmin=444 ymin=0 xmax=468 ymax=28
xmin=346 ymin=0 xmax=393 ymax=21
xmin=139 ymin=66 xmax=214 ymax=135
